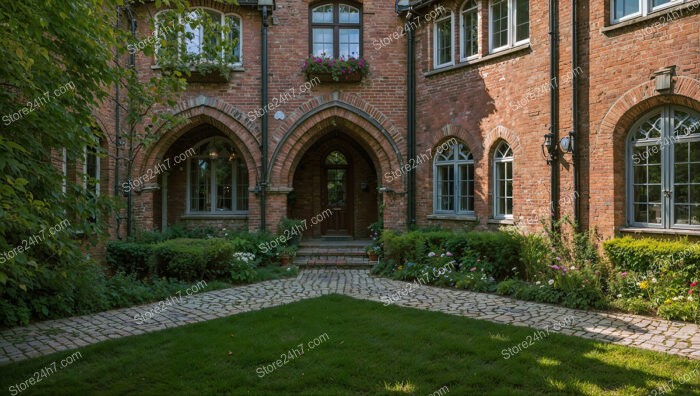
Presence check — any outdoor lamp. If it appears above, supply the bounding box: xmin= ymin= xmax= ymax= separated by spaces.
xmin=559 ymin=130 xmax=575 ymax=154
xmin=541 ymin=132 xmax=554 ymax=164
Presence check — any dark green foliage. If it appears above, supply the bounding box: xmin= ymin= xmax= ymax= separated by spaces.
xmin=106 ymin=241 xmax=155 ymax=277
xmin=603 ymin=236 xmax=700 ymax=273
xmin=152 ymin=238 xmax=235 ymax=281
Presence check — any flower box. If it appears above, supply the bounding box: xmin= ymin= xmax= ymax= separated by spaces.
xmin=308 ymin=70 xmax=363 ymax=83
xmin=185 ymin=68 xmax=230 ymax=83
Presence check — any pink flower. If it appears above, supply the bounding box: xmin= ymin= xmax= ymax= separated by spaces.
xmin=555 ymin=257 xmax=561 ymax=261
xmin=470 ymin=267 xmax=477 ymax=272
xmin=551 ymin=265 xmax=560 ymax=270
xmin=691 ymin=281 xmax=699 ymax=288
xmin=621 ymin=272 xmax=628 ymax=278
xmin=446 ymin=252 xmax=453 ymax=257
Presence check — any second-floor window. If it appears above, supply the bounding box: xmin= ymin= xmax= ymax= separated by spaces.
xmin=155 ymin=8 xmax=242 ymax=66
xmin=310 ymin=2 xmax=362 ymax=58
xmin=461 ymin=0 xmax=479 ymax=60
xmin=612 ymin=0 xmax=682 ymax=22
xmin=433 ymin=12 xmax=454 ymax=68
xmin=489 ymin=0 xmax=529 ymax=52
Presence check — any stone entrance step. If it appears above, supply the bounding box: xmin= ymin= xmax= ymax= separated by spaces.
xmin=294 ymin=239 xmax=375 ymax=268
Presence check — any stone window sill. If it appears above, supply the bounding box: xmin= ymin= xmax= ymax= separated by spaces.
xmin=181 ymin=214 xmax=248 ymax=220
xmin=619 ymin=227 xmax=700 ymax=237
xmin=424 ymin=44 xmax=531 ymax=78
xmin=427 ymin=214 xmax=478 ymax=221
xmin=488 ymin=218 xmax=515 ymax=225
xmin=601 ymin=2 xmax=700 ymax=34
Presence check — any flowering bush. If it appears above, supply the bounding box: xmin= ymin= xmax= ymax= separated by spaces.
xmin=230 ymin=252 xmax=257 ymax=283
xmin=302 ymin=55 xmax=369 ymax=81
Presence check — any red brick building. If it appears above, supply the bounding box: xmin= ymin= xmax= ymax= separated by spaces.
xmin=100 ymin=0 xmax=700 ymax=240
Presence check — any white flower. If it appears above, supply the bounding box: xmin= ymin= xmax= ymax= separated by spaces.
xmin=512 ymin=267 xmax=517 ymax=271
xmin=688 ymin=296 xmax=694 ymax=302
xmin=570 ymin=266 xmax=576 ymax=270
xmin=617 ymin=294 xmax=622 ymax=298
xmin=651 ymin=278 xmax=658 ymax=283
xmin=535 ymin=281 xmax=541 ymax=285
xmin=548 ymin=279 xmax=554 ymax=285
xmin=428 ymin=252 xmax=436 ymax=257
xmin=672 ymin=296 xmax=680 ymax=301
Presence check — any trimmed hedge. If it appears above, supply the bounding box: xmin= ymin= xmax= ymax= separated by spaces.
xmin=153 ymin=238 xmax=236 ymax=281
xmin=381 ymin=230 xmax=521 ymax=280
xmin=106 ymin=242 xmax=155 ymax=277
xmin=603 ymin=237 xmax=700 ymax=272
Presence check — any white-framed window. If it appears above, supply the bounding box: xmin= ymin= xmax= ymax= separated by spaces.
xmin=433 ymin=11 xmax=454 ymax=68
xmin=626 ymin=105 xmax=700 ymax=229
xmin=434 ymin=141 xmax=475 ymax=214
xmin=155 ymin=8 xmax=242 ymax=65
xmin=611 ymin=0 xmax=682 ymax=23
xmin=460 ymin=0 xmax=479 ymax=61
xmin=489 ymin=0 xmax=529 ymax=53
xmin=493 ymin=141 xmax=514 ymax=219
xmin=186 ymin=137 xmax=248 ymax=214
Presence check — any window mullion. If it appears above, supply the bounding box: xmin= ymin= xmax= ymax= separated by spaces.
xmin=453 ymin=160 xmax=459 ymax=213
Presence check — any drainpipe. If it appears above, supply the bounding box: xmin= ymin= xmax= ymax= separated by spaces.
xmin=260 ymin=4 xmax=269 ymax=232
xmin=126 ymin=12 xmax=137 ymax=237
xmin=114 ymin=7 xmax=122 ymax=239
xmin=571 ymin=0 xmax=580 ymax=228
xmin=549 ymin=0 xmax=560 ymax=226
xmin=407 ymin=14 xmax=416 ymax=229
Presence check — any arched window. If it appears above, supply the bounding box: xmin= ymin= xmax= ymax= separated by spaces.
xmin=155 ymin=8 xmax=242 ymax=65
xmin=493 ymin=142 xmax=513 ymax=219
xmin=460 ymin=0 xmax=479 ymax=60
xmin=187 ymin=137 xmax=248 ymax=214
xmin=627 ymin=105 xmax=700 ymax=228
xmin=434 ymin=141 xmax=474 ymax=214
xmin=310 ymin=2 xmax=362 ymax=58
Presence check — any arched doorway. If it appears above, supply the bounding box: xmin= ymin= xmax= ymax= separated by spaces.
xmin=290 ymin=132 xmax=378 ymax=239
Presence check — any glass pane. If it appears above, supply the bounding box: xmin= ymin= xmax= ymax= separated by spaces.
xmin=675 ymin=163 xmax=688 ymax=183
xmin=691 ymin=141 xmax=700 ymax=162
xmin=458 ymin=164 xmax=474 ymax=212
xmin=312 ymin=28 xmax=334 ymax=57
xmin=339 ymin=5 xmax=360 ymax=24
xmin=634 ymin=203 xmax=648 ymax=223
xmin=648 ymin=164 xmax=661 ymax=183
xmin=190 ymin=159 xmax=211 ymax=212
xmin=635 ymin=112 xmax=663 ymax=141
xmin=676 ymin=185 xmax=689 ymax=204
xmin=312 ymin=5 xmax=333 ymax=23
xmin=515 ymin=0 xmax=529 ymax=42
xmin=692 ymin=163 xmax=700 ymax=183
xmin=227 ymin=16 xmax=241 ymax=62
xmin=674 ymin=141 xmax=689 ymax=163
xmin=692 ymin=205 xmax=700 ymax=225
xmin=462 ymin=10 xmax=478 ymax=57
xmin=648 ymin=185 xmax=661 ymax=202
xmin=339 ymin=29 xmax=360 ymax=58
xmin=652 ymin=0 xmax=672 ymax=7
xmin=634 ymin=185 xmax=648 ymax=202
xmin=691 ymin=185 xmax=700 ymax=205
xmin=215 ymin=159 xmax=233 ymax=211
xmin=491 ymin=0 xmax=508 ymax=48
xmin=614 ymin=0 xmax=640 ymax=20
xmin=647 ymin=145 xmax=661 ymax=165
xmin=649 ymin=203 xmax=662 ymax=224
xmin=327 ymin=169 xmax=346 ymax=207
xmin=437 ymin=165 xmax=454 ymax=211
xmin=325 ymin=151 xmax=348 ymax=165
xmin=436 ymin=17 xmax=452 ymax=65
xmin=184 ymin=11 xmax=203 ymax=55
xmin=237 ymin=162 xmax=248 ymax=211
xmin=675 ymin=205 xmax=690 ymax=225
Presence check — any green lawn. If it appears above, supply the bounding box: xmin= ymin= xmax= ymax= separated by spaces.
xmin=1 ymin=295 xmax=698 ymax=395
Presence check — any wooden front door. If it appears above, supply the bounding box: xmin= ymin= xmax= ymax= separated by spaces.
xmin=322 ymin=150 xmax=352 ymax=235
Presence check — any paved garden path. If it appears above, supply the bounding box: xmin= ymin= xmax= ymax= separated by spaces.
xmin=1 ymin=269 xmax=699 ymax=364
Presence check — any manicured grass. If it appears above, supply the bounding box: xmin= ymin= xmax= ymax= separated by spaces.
xmin=1 ymin=295 xmax=698 ymax=395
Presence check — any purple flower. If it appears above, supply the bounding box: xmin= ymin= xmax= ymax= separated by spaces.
xmin=470 ymin=267 xmax=477 ymax=272
xmin=446 ymin=252 xmax=453 ymax=257
xmin=555 ymin=257 xmax=561 ymax=261
xmin=551 ymin=265 xmax=560 ymax=270
xmin=621 ymin=272 xmax=628 ymax=278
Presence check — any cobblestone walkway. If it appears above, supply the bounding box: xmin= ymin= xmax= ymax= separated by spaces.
xmin=1 ymin=269 xmax=699 ymax=364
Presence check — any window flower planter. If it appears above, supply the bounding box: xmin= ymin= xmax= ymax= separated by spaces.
xmin=308 ymin=70 xmax=363 ymax=83
xmin=185 ymin=68 xmax=230 ymax=83
xmin=302 ymin=55 xmax=368 ymax=83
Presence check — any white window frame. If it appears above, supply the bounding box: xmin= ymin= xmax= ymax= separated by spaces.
xmin=155 ymin=8 xmax=243 ymax=66
xmin=433 ymin=12 xmax=455 ymax=69
xmin=433 ymin=141 xmax=475 ymax=215
xmin=83 ymin=143 xmax=101 ymax=197
xmin=625 ymin=105 xmax=700 ymax=230
xmin=493 ymin=142 xmax=514 ymax=220
xmin=489 ymin=0 xmax=529 ymax=53
xmin=460 ymin=0 xmax=480 ymax=61
xmin=611 ymin=0 xmax=683 ymax=24
xmin=185 ymin=137 xmax=247 ymax=215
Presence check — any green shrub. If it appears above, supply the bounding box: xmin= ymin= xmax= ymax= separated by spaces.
xmin=229 ymin=252 xmax=258 ymax=283
xmin=153 ymin=238 xmax=234 ymax=281
xmin=603 ymin=237 xmax=700 ymax=273
xmin=657 ymin=300 xmax=699 ymax=323
xmin=610 ymin=297 xmax=656 ymax=315
xmin=516 ymin=233 xmax=552 ymax=281
xmin=106 ymin=241 xmax=155 ymax=277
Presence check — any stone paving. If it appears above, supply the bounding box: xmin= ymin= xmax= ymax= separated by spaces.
xmin=1 ymin=269 xmax=699 ymax=365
